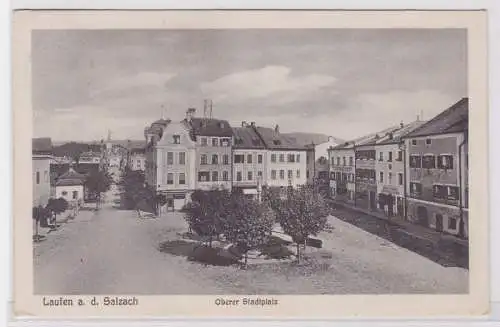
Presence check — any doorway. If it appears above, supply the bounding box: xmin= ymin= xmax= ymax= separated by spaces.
xmin=417 ymin=206 xmax=429 ymax=227
xmin=435 ymin=214 xmax=443 ymax=232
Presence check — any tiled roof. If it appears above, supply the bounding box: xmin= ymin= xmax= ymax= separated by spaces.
xmin=232 ymin=127 xmax=266 ymax=149
xmin=376 ymin=121 xmax=428 ymax=145
xmin=188 ymin=118 xmax=233 ymax=137
xmin=55 ymin=168 xmax=86 ymax=186
xmin=404 ymin=98 xmax=468 ymax=138
xmin=32 ymin=137 xmax=52 ymax=154
xmin=332 ymin=126 xmax=399 ymax=150
xmin=254 ymin=126 xmax=307 ymax=150
xmin=130 ymin=147 xmax=145 ymax=154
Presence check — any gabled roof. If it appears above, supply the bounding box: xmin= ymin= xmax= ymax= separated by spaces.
xmin=55 ymin=167 xmax=86 ymax=186
xmin=32 ymin=137 xmax=52 ymax=155
xmin=253 ymin=126 xmax=307 ymax=151
xmin=232 ymin=127 xmax=266 ymax=149
xmin=187 ymin=118 xmax=233 ymax=137
xmin=403 ymin=98 xmax=468 ymax=138
xmin=376 ymin=120 xmax=428 ymax=145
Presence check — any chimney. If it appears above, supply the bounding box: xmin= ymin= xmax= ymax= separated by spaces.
xmin=186 ymin=108 xmax=196 ymax=121
xmin=250 ymin=122 xmax=255 ymax=127
xmin=274 ymin=124 xmax=280 ymax=134
xmin=400 ymin=121 xmax=404 ymax=128
xmin=241 ymin=121 xmax=247 ymax=127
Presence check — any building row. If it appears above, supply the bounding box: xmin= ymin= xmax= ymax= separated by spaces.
xmin=328 ymin=98 xmax=469 ymax=239
xmin=138 ymin=108 xmax=339 ymax=211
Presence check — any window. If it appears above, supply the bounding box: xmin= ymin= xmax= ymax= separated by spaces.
xmin=448 ymin=217 xmax=457 ymax=229
xmin=222 ymin=171 xmax=229 ymax=181
xmin=411 ymin=139 xmax=417 ymax=146
xmin=409 ymin=155 xmax=422 ymax=168
xmin=212 ymin=138 xmax=218 ymax=147
xmin=422 ymin=155 xmax=436 ymax=169
xmin=296 ymin=154 xmax=300 ymax=163
xmin=349 ymin=157 xmax=353 ymax=166
xmin=167 ymin=173 xmax=174 ymax=185
xmin=248 ymin=171 xmax=253 ymax=181
xmin=179 ymin=173 xmax=186 ymax=185
xmin=388 ymin=172 xmax=392 ymax=184
xmin=433 ymin=185 xmax=447 ymax=199
xmin=178 ymin=152 xmax=186 ymax=165
xmin=296 ymin=170 xmax=300 ymax=178
xmin=223 ymin=154 xmax=229 ymax=165
xmin=398 ymin=173 xmax=403 ymax=186
xmin=337 ymin=157 xmax=340 ymax=166
xmin=247 ymin=154 xmax=253 ymax=164
xmin=343 ymin=157 xmax=346 ymax=166
xmin=288 ymin=170 xmax=293 ymax=179
xmin=379 ymin=152 xmax=384 ymax=161
xmin=62 ymin=191 xmax=68 ymax=196
xmin=234 ymin=154 xmax=244 ymax=164
xmin=397 ymin=150 xmax=403 ymax=161
xmin=221 ymin=138 xmax=231 ymax=147
xmin=173 ymin=135 xmax=181 ymax=144
xmin=279 ymin=154 xmax=285 ymax=162
xmin=72 ymin=191 xmax=78 ymax=199
xmin=280 ymin=170 xmax=285 ymax=180
xmin=198 ymin=172 xmax=210 ymax=182
xmin=271 ymin=154 xmax=276 ymax=163
xmin=257 ymin=154 xmax=263 ymax=164
xmin=288 ymin=154 xmax=295 ymax=163
xmin=437 ymin=155 xmax=454 ymax=169
xmin=330 ymin=172 xmax=335 ymax=180
xmin=307 ymin=170 xmax=310 ymax=179
xmin=379 ymin=172 xmax=384 ymax=183
xmin=212 ymin=171 xmax=219 ymax=182
xmin=236 ymin=171 xmax=242 ymax=181
xmin=258 ymin=171 xmax=263 ymax=178
xmin=201 ymin=137 xmax=208 ymax=146
xmin=200 ymin=154 xmax=208 ymax=165
xmin=426 ymin=139 xmax=432 ymax=145
xmin=331 ymin=157 xmax=335 ymax=165
xmin=410 ymin=182 xmax=422 ymax=196
xmin=448 ymin=186 xmax=459 ymax=200
xmin=388 ymin=152 xmax=393 ymax=162
xmin=167 ymin=152 xmax=174 ymax=165
xmin=271 ymin=170 xmax=277 ymax=180
xmin=212 ymin=154 xmax=218 ymax=165
xmin=36 ymin=171 xmax=40 ymax=184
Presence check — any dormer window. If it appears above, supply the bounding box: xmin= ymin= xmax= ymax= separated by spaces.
xmin=273 ymin=139 xmax=281 ymax=145
xmin=173 ymin=135 xmax=181 ymax=144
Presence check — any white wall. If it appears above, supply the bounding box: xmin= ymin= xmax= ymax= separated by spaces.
xmin=32 ymin=156 xmax=51 ymax=207
xmin=266 ymin=150 xmax=307 ymax=188
xmin=55 ymin=185 xmax=84 ymax=203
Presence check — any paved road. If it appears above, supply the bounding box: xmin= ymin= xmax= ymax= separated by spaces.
xmin=34 ymin=187 xmax=468 ymax=295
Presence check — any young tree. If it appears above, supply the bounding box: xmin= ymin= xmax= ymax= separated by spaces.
xmin=261 ymin=186 xmax=283 ymax=212
xmin=184 ymin=189 xmax=231 ymax=246
xmin=224 ymin=194 xmax=275 ymax=267
xmin=276 ymin=186 xmax=330 ymax=263
xmin=118 ymin=168 xmax=146 ymax=209
xmin=85 ymin=169 xmax=112 ymax=209
xmin=46 ymin=197 xmax=69 ymax=228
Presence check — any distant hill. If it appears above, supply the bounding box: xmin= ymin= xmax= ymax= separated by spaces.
xmin=52 ymin=142 xmax=102 ymax=158
xmin=283 ymin=132 xmax=345 ymax=147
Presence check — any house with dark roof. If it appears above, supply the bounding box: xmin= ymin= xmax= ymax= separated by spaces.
xmin=54 ymin=167 xmax=86 ymax=204
xmin=251 ymin=124 xmax=308 ymax=189
xmin=402 ymin=98 xmax=468 ymax=238
xmin=181 ymin=109 xmax=233 ymax=192
xmin=231 ymin=123 xmax=267 ymax=197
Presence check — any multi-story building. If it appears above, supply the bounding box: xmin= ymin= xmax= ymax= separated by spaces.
xmin=354 ymin=126 xmax=402 ymax=211
xmin=145 ymin=117 xmax=197 ymax=211
xmin=231 ymin=122 xmax=267 ymax=199
xmin=328 ymin=143 xmax=356 ymax=203
xmin=306 ymin=136 xmax=341 ymax=185
xmin=128 ymin=148 xmax=146 ymax=171
xmin=183 ymin=109 xmax=233 ymax=191
xmin=78 ymin=151 xmax=102 ymax=165
xmin=32 ymin=138 xmax=53 ymax=207
xmin=403 ymin=98 xmax=468 ymax=238
xmin=254 ymin=125 xmax=307 ymax=190
xmin=373 ymin=121 xmax=426 ymax=219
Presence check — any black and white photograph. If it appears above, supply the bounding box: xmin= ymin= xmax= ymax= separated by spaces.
xmin=14 ymin=10 xmax=489 ymax=318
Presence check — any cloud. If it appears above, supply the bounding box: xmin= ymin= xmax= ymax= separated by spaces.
xmin=90 ymin=71 xmax=177 ymax=99
xmin=200 ymin=66 xmax=336 ymax=103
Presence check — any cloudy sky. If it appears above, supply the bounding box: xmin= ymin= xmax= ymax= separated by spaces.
xmin=32 ymin=29 xmax=467 ymax=142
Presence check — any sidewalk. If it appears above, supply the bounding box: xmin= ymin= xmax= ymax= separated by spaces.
xmin=330 ymin=199 xmax=469 ymax=248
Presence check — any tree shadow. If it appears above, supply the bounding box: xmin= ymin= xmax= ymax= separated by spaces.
xmin=158 ymin=240 xmax=240 ymax=267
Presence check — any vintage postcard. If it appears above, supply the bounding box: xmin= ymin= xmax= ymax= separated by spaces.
xmin=12 ymin=10 xmax=489 ymax=318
